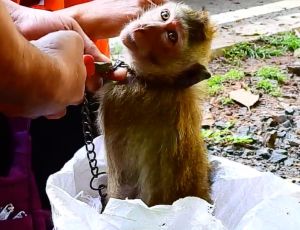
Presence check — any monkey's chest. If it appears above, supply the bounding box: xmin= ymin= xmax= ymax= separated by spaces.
xmin=101 ymin=85 xmax=179 ymax=160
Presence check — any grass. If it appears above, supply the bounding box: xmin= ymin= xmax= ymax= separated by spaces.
xmin=259 ymin=32 xmax=300 ymax=52
xmin=223 ymin=32 xmax=300 ymax=63
xmin=202 ymin=128 xmax=254 ymax=146
xmin=207 ymin=69 xmax=245 ymax=96
xmin=219 ymin=97 xmax=234 ymax=106
xmin=256 ymin=79 xmax=282 ymax=97
xmin=224 ymin=69 xmax=245 ymax=80
xmin=256 ymin=66 xmax=286 ymax=83
xmin=224 ymin=42 xmax=284 ymax=60
xmin=254 ymin=66 xmax=286 ymax=97
xmin=207 ymin=75 xmax=224 ymax=96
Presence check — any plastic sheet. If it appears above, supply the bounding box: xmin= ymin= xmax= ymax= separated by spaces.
xmin=46 ymin=136 xmax=300 ymax=230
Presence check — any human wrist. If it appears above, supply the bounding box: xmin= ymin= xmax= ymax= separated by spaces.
xmin=19 ymin=40 xmax=65 ymax=116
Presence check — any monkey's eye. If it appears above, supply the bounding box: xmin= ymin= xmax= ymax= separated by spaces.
xmin=161 ymin=9 xmax=170 ymax=21
xmin=167 ymin=31 xmax=178 ymax=43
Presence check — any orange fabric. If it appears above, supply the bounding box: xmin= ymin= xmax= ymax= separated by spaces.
xmin=44 ymin=0 xmax=64 ymax=10
xmin=95 ymin=39 xmax=110 ymax=57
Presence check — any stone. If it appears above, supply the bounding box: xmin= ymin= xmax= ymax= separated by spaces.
xmin=239 ymin=107 xmax=248 ymax=116
xmin=287 ymin=62 xmax=300 ymax=76
xmin=263 ymin=130 xmax=277 ymax=148
xmin=272 ymin=115 xmax=288 ymax=124
xmin=256 ymin=148 xmax=271 ymax=159
xmin=289 ymin=138 xmax=300 ymax=147
xmin=273 ymin=149 xmax=288 ymax=155
xmin=277 ymin=131 xmax=287 ymax=138
xmin=225 ymin=111 xmax=233 ymax=116
xmin=224 ymin=146 xmax=234 ymax=154
xmin=282 ymin=120 xmax=292 ymax=128
xmin=284 ymin=107 xmax=295 ymax=115
xmin=284 ymin=158 xmax=294 ymax=167
xmin=215 ymin=121 xmax=228 ymax=129
xmin=269 ymin=152 xmax=288 ymax=163
xmin=236 ymin=126 xmax=250 ymax=137
xmin=243 ymin=149 xmax=255 ymax=157
xmin=293 ymin=49 xmax=300 ymax=58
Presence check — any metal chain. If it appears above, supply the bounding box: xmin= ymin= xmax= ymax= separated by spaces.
xmin=81 ymin=95 xmax=107 ymax=213
xmin=81 ymin=60 xmax=133 ymax=213
xmin=112 ymin=59 xmax=135 ymax=75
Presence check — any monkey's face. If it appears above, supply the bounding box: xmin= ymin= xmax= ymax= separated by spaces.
xmin=121 ymin=3 xmax=185 ymax=64
xmin=120 ymin=2 xmax=215 ymax=80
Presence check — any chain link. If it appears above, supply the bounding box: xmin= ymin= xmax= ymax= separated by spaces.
xmin=82 ymin=95 xmax=107 ymax=213
xmin=81 ymin=60 xmax=134 ymax=213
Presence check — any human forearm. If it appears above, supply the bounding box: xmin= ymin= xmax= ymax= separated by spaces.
xmin=56 ymin=0 xmax=167 ymax=39
xmin=0 ymin=1 xmax=68 ymax=117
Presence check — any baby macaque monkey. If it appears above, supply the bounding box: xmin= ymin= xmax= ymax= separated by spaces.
xmin=98 ymin=2 xmax=215 ymax=206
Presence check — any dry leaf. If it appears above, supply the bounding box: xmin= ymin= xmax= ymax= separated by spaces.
xmin=229 ymin=89 xmax=259 ymax=109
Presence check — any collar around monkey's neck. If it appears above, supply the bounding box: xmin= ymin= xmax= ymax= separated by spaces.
xmin=113 ymin=60 xmax=210 ymax=89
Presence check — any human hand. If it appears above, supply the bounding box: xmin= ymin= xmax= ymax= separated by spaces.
xmin=11 ymin=4 xmax=116 ymax=97
xmin=57 ymin=0 xmax=167 ymax=39
xmin=30 ymin=30 xmax=87 ymax=119
xmin=11 ymin=4 xmax=107 ymax=62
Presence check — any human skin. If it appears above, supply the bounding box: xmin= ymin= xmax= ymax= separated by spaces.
xmin=0 ymin=0 xmax=166 ymax=118
xmin=0 ymin=1 xmax=87 ymax=118
xmin=56 ymin=0 xmax=167 ymax=40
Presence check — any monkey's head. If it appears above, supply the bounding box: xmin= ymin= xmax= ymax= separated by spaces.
xmin=120 ymin=2 xmax=216 ymax=87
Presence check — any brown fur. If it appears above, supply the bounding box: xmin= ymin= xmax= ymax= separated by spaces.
xmin=98 ymin=2 xmax=215 ymax=206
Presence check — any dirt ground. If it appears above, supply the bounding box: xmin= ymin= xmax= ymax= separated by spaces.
xmin=179 ymin=0 xmax=280 ymax=14
xmin=206 ymin=51 xmax=300 ymax=182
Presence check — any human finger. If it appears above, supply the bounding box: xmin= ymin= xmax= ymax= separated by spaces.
xmin=70 ymin=19 xmax=110 ymax=62
xmin=45 ymin=109 xmax=67 ymax=119
xmin=106 ymin=68 xmax=128 ymax=81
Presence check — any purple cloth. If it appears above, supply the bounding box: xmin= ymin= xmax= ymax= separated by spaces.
xmin=0 ymin=118 xmax=50 ymax=230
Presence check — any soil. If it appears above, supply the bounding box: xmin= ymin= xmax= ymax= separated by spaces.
xmin=206 ymin=51 xmax=300 ymax=183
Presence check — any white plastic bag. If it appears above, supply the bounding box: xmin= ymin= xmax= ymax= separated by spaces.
xmin=46 ymin=136 xmax=300 ymax=230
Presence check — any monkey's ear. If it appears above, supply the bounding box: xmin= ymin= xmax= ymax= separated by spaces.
xmin=174 ymin=63 xmax=211 ymax=88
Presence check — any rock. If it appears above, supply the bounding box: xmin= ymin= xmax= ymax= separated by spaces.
xmin=265 ymin=118 xmax=276 ymax=127
xmin=272 ymin=115 xmax=288 ymax=124
xmin=239 ymin=107 xmax=248 ymax=116
xmin=273 ymin=149 xmax=288 ymax=155
xmin=224 ymin=146 xmax=234 ymax=154
xmin=208 ymin=145 xmax=221 ymax=153
xmin=236 ymin=126 xmax=250 ymax=136
xmin=242 ymin=149 xmax=255 ymax=157
xmin=282 ymin=120 xmax=292 ymax=128
xmin=284 ymin=107 xmax=295 ymax=115
xmin=215 ymin=121 xmax=228 ymax=129
xmin=293 ymin=49 xmax=300 ymax=58
xmin=287 ymin=62 xmax=300 ymax=76
xmin=284 ymin=158 xmax=294 ymax=167
xmin=289 ymin=137 xmax=300 ymax=147
xmin=277 ymin=131 xmax=287 ymax=138
xmin=256 ymin=148 xmax=271 ymax=159
xmin=225 ymin=111 xmax=233 ymax=116
xmin=269 ymin=152 xmax=288 ymax=163
xmin=263 ymin=130 xmax=277 ymax=148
